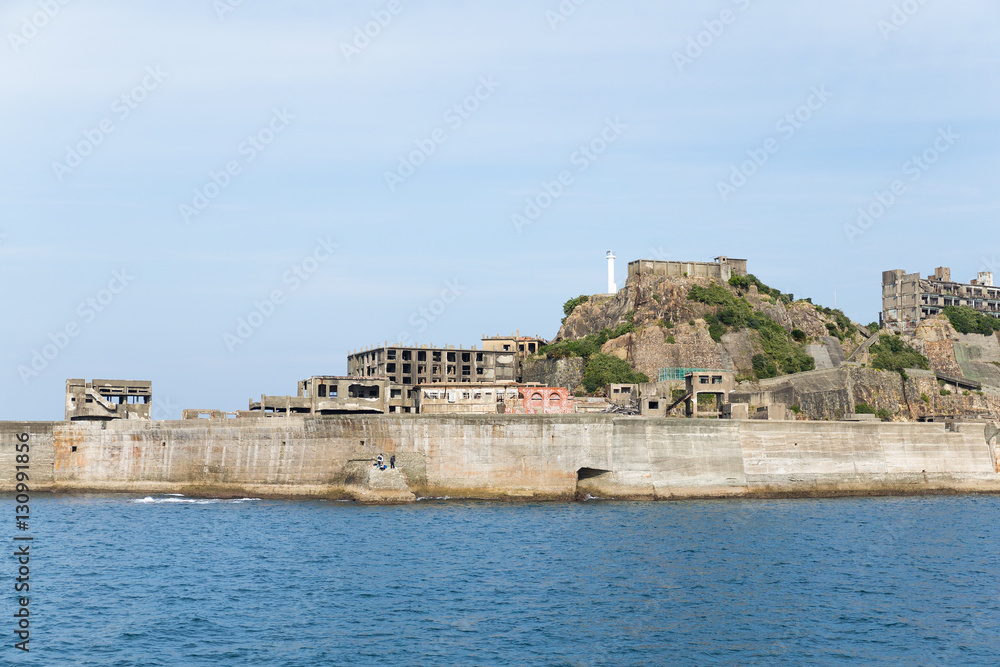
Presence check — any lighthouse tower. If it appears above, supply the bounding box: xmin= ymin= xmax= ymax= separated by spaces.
xmin=606 ymin=251 xmax=616 ymax=294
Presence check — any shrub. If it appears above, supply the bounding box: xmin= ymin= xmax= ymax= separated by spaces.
xmin=855 ymin=403 xmax=876 ymax=414
xmin=539 ymin=319 xmax=635 ymax=360
xmin=790 ymin=405 xmax=802 ymax=414
xmin=583 ymin=353 xmax=649 ymax=393
xmin=943 ymin=305 xmax=1000 ymax=336
xmin=791 ymin=329 xmax=806 ymax=342
xmin=562 ymin=295 xmax=590 ymax=320
xmin=940 ymin=389 xmax=952 ymax=396
xmin=652 ymin=294 xmax=661 ymax=303
xmin=869 ymin=334 xmax=930 ymax=373
xmin=920 ymin=393 xmax=931 ymax=405
xmin=688 ymin=320 xmax=696 ymax=326
xmin=666 ymin=335 xmax=676 ymax=344
xmin=728 ymin=274 xmax=793 ymax=304
xmin=752 ymin=354 xmax=779 ymax=379
xmin=690 ymin=281 xmax=814 ymax=377
xmin=876 ymin=408 xmax=892 ymax=422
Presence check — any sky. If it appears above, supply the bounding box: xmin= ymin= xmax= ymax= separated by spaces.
xmin=2 ymin=0 xmax=998 ymax=421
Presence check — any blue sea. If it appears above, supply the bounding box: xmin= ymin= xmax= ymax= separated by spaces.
xmin=4 ymin=494 xmax=999 ymax=665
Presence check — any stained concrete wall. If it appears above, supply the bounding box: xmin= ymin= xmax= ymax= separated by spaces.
xmin=1 ymin=416 xmax=998 ymax=500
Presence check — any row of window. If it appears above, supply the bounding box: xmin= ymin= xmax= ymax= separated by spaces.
xmin=384 ymin=350 xmax=485 ymax=363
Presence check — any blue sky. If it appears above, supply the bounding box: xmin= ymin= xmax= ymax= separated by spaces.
xmin=2 ymin=0 xmax=998 ymax=420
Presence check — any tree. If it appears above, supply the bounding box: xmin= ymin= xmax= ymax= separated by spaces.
xmin=583 ymin=354 xmax=649 ymax=393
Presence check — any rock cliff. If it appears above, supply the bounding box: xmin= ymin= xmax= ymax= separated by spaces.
xmin=554 ymin=272 xmax=868 ymax=382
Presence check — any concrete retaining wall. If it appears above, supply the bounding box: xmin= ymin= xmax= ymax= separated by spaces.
xmin=1 ymin=416 xmax=998 ymax=500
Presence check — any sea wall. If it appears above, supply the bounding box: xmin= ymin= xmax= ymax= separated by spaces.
xmin=1 ymin=416 xmax=998 ymax=501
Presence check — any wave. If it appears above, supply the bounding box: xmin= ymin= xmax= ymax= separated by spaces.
xmin=130 ymin=497 xmax=260 ymax=505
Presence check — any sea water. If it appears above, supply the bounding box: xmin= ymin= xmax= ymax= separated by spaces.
xmin=4 ymin=494 xmax=999 ymax=665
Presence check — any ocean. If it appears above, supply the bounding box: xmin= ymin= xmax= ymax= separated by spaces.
xmin=5 ymin=494 xmax=999 ymax=665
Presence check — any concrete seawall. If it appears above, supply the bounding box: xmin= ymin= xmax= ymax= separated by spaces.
xmin=2 ymin=416 xmax=999 ymax=501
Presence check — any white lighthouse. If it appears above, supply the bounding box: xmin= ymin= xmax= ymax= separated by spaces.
xmin=606 ymin=251 xmax=616 ymax=294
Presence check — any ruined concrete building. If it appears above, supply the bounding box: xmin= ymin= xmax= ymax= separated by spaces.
xmin=66 ymin=379 xmax=152 ymax=421
xmin=347 ymin=344 xmax=517 ymax=386
xmin=627 ymin=256 xmax=748 ymax=283
xmin=481 ymin=333 xmax=546 ymax=367
xmin=882 ymin=267 xmax=999 ymax=332
xmin=416 ymin=384 xmax=574 ymax=415
xmin=248 ymin=376 xmax=394 ymax=416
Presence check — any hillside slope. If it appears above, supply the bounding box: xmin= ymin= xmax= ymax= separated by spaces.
xmin=554 ymin=272 xmax=869 ymax=383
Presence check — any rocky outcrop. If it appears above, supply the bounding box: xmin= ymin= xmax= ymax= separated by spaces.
xmin=556 ymin=273 xmax=867 ymax=381
xmin=520 ymin=357 xmax=585 ymax=391
xmin=731 ymin=366 xmax=999 ymax=422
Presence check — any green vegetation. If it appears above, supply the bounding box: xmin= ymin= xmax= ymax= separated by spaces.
xmin=728 ymin=274 xmax=793 ymax=304
xmin=666 ymin=335 xmax=676 ymax=345
xmin=818 ymin=308 xmax=856 ymax=341
xmin=940 ymin=389 xmax=952 ymax=396
xmin=942 ymin=305 xmax=1000 ymax=336
xmin=561 ymin=295 xmax=590 ymax=323
xmin=540 ymin=319 xmax=634 ymax=360
xmin=876 ymin=408 xmax=892 ymax=422
xmin=688 ymin=282 xmax=814 ymax=378
xmin=652 ymin=294 xmax=661 ymax=303
xmin=855 ymin=403 xmax=876 ymax=414
xmin=583 ymin=354 xmax=649 ymax=393
xmin=790 ymin=405 xmax=802 ymax=415
xmin=791 ymin=329 xmax=806 ymax=342
xmin=657 ymin=318 xmax=674 ymax=329
xmin=920 ymin=393 xmax=931 ymax=405
xmin=541 ymin=314 xmax=647 ymax=394
xmin=688 ymin=320 xmax=696 ymax=327
xmin=869 ymin=334 xmax=930 ymax=373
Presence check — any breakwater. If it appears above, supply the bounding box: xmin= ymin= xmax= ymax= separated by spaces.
xmin=2 ymin=416 xmax=999 ymax=502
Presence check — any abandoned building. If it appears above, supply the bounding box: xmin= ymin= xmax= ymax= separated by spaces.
xmin=248 ymin=376 xmax=393 ymax=416
xmin=883 ymin=267 xmax=999 ymax=332
xmin=627 ymin=256 xmax=748 ymax=283
xmin=603 ymin=371 xmax=738 ymax=418
xmin=481 ymin=333 xmax=546 ymax=365
xmin=65 ymin=379 xmax=152 ymax=421
xmin=347 ymin=344 xmax=517 ymax=386
xmin=415 ymin=384 xmax=573 ymax=415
